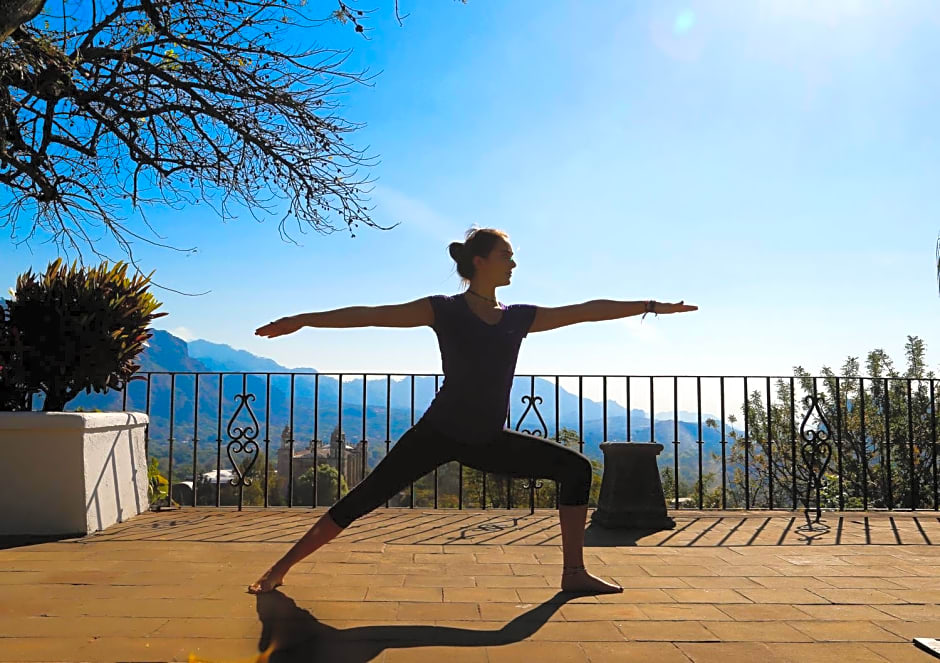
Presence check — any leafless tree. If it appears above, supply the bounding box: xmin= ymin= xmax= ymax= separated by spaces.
xmin=0 ymin=0 xmax=419 ymax=295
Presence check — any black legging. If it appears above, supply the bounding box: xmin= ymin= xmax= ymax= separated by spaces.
xmin=327 ymin=420 xmax=593 ymax=528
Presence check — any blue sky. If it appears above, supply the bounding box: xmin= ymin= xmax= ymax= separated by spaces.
xmin=2 ymin=0 xmax=939 ymax=412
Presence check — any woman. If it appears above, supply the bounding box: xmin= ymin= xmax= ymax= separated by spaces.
xmin=249 ymin=228 xmax=697 ymax=595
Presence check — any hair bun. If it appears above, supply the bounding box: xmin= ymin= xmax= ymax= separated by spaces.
xmin=448 ymin=242 xmax=465 ymax=263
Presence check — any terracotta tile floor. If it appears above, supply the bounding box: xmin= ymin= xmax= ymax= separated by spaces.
xmin=2 ymin=509 xmax=940 ymax=662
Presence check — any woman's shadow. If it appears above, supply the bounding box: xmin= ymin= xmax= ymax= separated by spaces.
xmin=255 ymin=589 xmax=579 ymax=662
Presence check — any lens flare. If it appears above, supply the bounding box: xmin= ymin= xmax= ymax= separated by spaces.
xmin=188 ymin=643 xmax=276 ymax=663
xmin=674 ymin=9 xmax=695 ymax=35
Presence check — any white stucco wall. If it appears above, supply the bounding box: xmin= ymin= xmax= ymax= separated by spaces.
xmin=0 ymin=412 xmax=150 ymax=536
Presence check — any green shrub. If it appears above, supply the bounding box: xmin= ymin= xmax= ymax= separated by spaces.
xmin=297 ymin=463 xmax=349 ymax=506
xmin=147 ymin=456 xmax=169 ymax=505
xmin=0 ymin=258 xmax=167 ymax=412
xmin=0 ymin=303 xmax=31 ymax=411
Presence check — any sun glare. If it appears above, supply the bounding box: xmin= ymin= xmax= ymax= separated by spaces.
xmin=673 ymin=9 xmax=695 ymax=35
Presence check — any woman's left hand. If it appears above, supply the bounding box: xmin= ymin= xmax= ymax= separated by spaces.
xmin=656 ymin=301 xmax=698 ymax=314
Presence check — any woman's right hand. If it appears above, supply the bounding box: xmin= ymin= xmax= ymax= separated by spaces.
xmin=255 ymin=315 xmax=304 ymax=338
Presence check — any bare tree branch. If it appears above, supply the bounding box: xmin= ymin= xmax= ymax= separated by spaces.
xmin=0 ymin=0 xmax=418 ymax=296
xmin=0 ymin=0 xmax=45 ymax=42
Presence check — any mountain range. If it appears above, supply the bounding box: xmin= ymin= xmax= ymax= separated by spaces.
xmin=37 ymin=328 xmax=731 ymax=481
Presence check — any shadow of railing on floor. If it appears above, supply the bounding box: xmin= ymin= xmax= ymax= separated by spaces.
xmin=80 ymin=510 xmax=940 ymax=547
xmin=580 ymin=515 xmax=935 ymax=547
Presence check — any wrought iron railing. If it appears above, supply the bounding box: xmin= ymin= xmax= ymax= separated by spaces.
xmin=36 ymin=372 xmax=938 ymax=517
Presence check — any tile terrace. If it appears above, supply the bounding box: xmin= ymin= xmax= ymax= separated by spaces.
xmin=2 ymin=509 xmax=940 ymax=662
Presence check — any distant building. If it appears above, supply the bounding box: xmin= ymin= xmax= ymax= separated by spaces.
xmin=171 ymin=469 xmax=237 ymax=505
xmin=276 ymin=427 xmax=366 ymax=500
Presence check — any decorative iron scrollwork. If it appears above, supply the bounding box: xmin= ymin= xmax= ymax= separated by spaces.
xmin=514 ymin=392 xmax=549 ymax=510
xmin=515 ymin=394 xmax=549 ymax=438
xmin=796 ymin=392 xmax=833 ymax=532
xmin=226 ymin=391 xmax=260 ymax=510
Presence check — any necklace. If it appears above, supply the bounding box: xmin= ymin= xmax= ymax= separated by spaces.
xmin=467 ymin=289 xmax=500 ymax=306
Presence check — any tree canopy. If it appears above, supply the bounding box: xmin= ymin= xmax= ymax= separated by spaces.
xmin=0 ymin=0 xmax=420 ymax=294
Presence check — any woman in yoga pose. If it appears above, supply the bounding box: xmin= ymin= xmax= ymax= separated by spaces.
xmin=249 ymin=228 xmax=697 ymax=595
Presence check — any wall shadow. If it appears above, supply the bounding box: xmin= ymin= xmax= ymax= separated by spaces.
xmin=0 ymin=534 xmax=82 ymax=550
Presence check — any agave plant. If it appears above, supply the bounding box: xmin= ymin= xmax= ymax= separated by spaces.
xmin=0 ymin=303 xmax=31 ymax=411
xmin=0 ymin=258 xmax=167 ymax=411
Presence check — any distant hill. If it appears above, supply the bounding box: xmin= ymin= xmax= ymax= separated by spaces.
xmin=187 ymin=338 xmax=321 ymax=376
xmin=35 ymin=327 xmax=733 ymax=482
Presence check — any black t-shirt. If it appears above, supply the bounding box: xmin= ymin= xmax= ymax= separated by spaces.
xmin=417 ymin=293 xmax=537 ymax=444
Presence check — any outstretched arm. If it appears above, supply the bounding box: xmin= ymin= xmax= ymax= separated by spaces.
xmin=256 ymin=297 xmax=434 ymax=338
xmin=528 ymin=299 xmax=697 ymax=334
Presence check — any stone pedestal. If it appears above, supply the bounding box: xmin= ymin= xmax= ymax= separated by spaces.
xmin=591 ymin=442 xmax=676 ymax=530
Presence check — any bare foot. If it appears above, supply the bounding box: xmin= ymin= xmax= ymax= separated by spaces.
xmin=561 ymin=566 xmax=623 ymax=594
xmin=248 ymin=565 xmax=287 ymax=594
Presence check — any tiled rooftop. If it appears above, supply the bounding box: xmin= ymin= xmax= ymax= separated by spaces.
xmin=3 ymin=509 xmax=940 ymax=662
